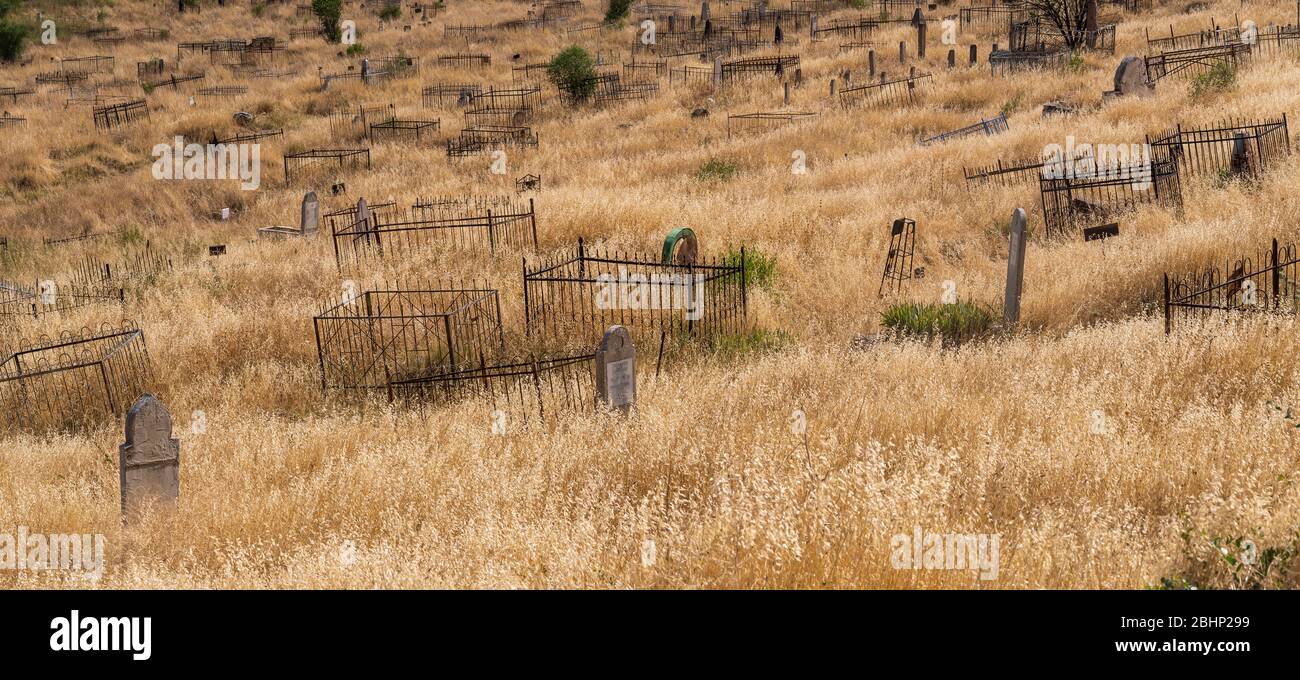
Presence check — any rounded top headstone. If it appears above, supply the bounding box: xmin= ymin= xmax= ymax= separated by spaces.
xmin=662 ymin=227 xmax=699 ymax=265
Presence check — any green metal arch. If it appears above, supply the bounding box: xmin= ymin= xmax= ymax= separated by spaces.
xmin=662 ymin=227 xmax=697 ymax=263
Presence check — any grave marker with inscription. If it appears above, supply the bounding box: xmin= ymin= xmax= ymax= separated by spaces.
xmin=595 ymin=326 xmax=636 ymax=414
xmin=119 ymin=394 xmax=180 ymax=519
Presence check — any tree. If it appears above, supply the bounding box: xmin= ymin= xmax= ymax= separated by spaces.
xmin=604 ymin=0 xmax=632 ymax=24
xmin=312 ymin=0 xmax=343 ymax=43
xmin=548 ymin=46 xmax=597 ymax=104
xmin=1020 ymin=0 xmax=1097 ymax=50
xmin=0 ymin=0 xmax=25 ymax=63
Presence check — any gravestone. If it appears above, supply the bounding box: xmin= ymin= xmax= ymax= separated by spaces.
xmin=1082 ymin=223 xmax=1119 ymax=241
xmin=917 ymin=18 xmax=927 ymax=58
xmin=119 ymin=394 xmax=180 ymax=519
xmin=783 ymin=81 xmax=789 ymax=105
xmin=1111 ymin=56 xmax=1153 ymax=97
xmin=208 ymin=244 xmax=226 ymax=256
xmin=713 ymin=55 xmax=723 ymax=87
xmin=970 ymin=44 xmax=977 ymax=65
xmin=1229 ymin=132 xmax=1252 ymax=175
xmin=301 ymin=191 xmax=319 ymax=237
xmin=869 ymin=50 xmax=876 ymax=76
xmin=701 ymin=0 xmax=710 ymax=23
xmin=899 ymin=41 xmax=907 ymax=63
xmin=662 ymin=227 xmax=699 ymax=264
xmin=947 ymin=49 xmax=956 ymax=68
xmin=1004 ymin=208 xmax=1027 ymax=324
xmin=595 ymin=326 xmax=636 ymax=415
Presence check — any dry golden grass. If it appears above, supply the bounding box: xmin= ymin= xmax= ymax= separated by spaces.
xmin=2 ymin=0 xmax=1299 ymax=588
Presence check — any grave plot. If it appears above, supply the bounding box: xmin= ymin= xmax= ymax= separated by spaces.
xmin=732 ymin=7 xmax=812 ymax=31
xmin=964 ymin=153 xmax=1082 ymax=189
xmin=878 ymin=218 xmax=918 ymax=297
xmin=1145 ymin=43 xmax=1251 ymax=83
xmin=36 ymin=71 xmax=89 ymax=87
xmin=1145 ymin=24 xmax=1243 ymax=52
xmin=464 ymin=86 xmax=541 ymax=126
xmin=541 ymin=0 xmax=582 ymax=20
xmin=516 ymin=174 xmax=541 ymax=192
xmin=1164 ymin=239 xmax=1300 ymax=334
xmin=918 ymin=113 xmax=1008 ymax=146
xmin=412 ymin=195 xmax=520 ymax=220
xmin=93 ymin=99 xmax=149 ymax=130
xmin=330 ymin=102 xmax=395 ymax=141
xmin=512 ymin=63 xmax=550 ymax=85
xmin=312 ymin=284 xmax=506 ymax=399
xmin=61 ymin=55 xmax=116 ymax=76
xmin=0 ymin=322 xmax=152 ymax=433
xmin=372 ymin=55 xmax=420 ymax=79
xmin=68 ymin=246 xmax=173 ymax=296
xmin=1011 ymin=17 xmax=1116 ymax=54
xmin=522 ymin=239 xmax=748 ymax=346
xmin=137 ymin=58 xmax=166 ymax=80
xmin=212 ymin=128 xmax=284 ymax=145
xmin=283 ymin=148 xmax=372 ymax=184
xmin=0 ymin=86 xmax=35 ymax=103
xmin=143 ymin=72 xmax=205 ymax=92
xmin=93 ymin=34 xmax=127 ymax=48
xmin=331 ymin=197 xmax=538 ymax=269
xmin=386 ymin=352 xmax=597 ymax=418
xmin=422 ymin=83 xmax=483 ymax=108
xmin=720 ymin=55 xmax=799 ymax=84
xmin=1039 ymin=158 xmax=1182 ymax=237
xmin=196 ymin=85 xmax=249 ymax=99
xmin=68 ymin=85 xmax=131 ymax=109
xmin=592 ymin=74 xmax=660 ymax=105
xmin=624 ymin=59 xmax=668 ymax=81
xmin=436 ymin=53 xmax=493 ymax=70
xmin=289 ymin=27 xmax=322 ymax=40
xmin=859 ymin=0 xmax=932 ymax=21
xmin=839 ymin=71 xmax=930 ymax=108
xmin=726 ymin=111 xmax=816 ymax=138
xmin=1146 ymin=116 xmax=1291 ymax=180
xmin=319 ymin=68 xmax=392 ymax=88
xmin=0 ymin=280 xmax=123 ymax=320
xmin=990 ymin=49 xmax=1067 ymax=76
xmin=811 ymin=17 xmax=878 ymax=40
xmin=133 ymin=28 xmax=167 ymax=42
xmin=369 ymin=118 xmax=440 ymax=144
xmin=0 ymin=115 xmax=25 ymax=128
xmin=446 ymin=125 xmax=539 ymax=157
xmin=838 ymin=41 xmax=875 ymax=53
xmin=1249 ymin=25 xmax=1300 ymax=58
xmin=669 ymin=65 xmax=712 ymax=89
xmin=960 ymin=5 xmax=1031 ymax=37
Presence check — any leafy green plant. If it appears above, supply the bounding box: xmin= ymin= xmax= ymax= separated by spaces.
xmin=999 ymin=93 xmax=1023 ymax=117
xmin=0 ymin=0 xmax=27 ymax=63
xmin=696 ymin=158 xmax=738 ymax=181
xmin=312 ymin=0 xmax=343 ymax=43
xmin=1154 ymin=527 xmax=1300 ymax=590
xmin=345 ymin=43 xmax=365 ymax=57
xmin=604 ymin=0 xmax=632 ymax=23
xmin=1190 ymin=61 xmax=1236 ymax=98
xmin=1067 ymin=53 xmax=1086 ymax=73
xmin=881 ymin=301 xmax=994 ymax=345
xmin=723 ymin=247 xmax=776 ymax=290
xmin=252 ymin=2 xmax=267 ymax=17
xmin=547 ymin=45 xmax=597 ymax=103
xmin=707 ymin=328 xmax=794 ymax=359
xmin=379 ymin=3 xmax=401 ymax=20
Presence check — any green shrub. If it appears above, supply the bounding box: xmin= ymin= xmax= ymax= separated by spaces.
xmin=379 ymin=3 xmax=401 ymax=20
xmin=696 ymin=158 xmax=737 ymax=181
xmin=723 ymin=247 xmax=776 ymax=290
xmin=881 ymin=301 xmax=994 ymax=345
xmin=0 ymin=21 xmax=24 ymax=62
xmin=345 ymin=43 xmax=365 ymax=57
xmin=548 ymin=45 xmax=597 ymax=103
xmin=252 ymin=2 xmax=267 ymax=18
xmin=604 ymin=0 xmax=632 ymax=23
xmin=312 ymin=0 xmax=343 ymax=43
xmin=1190 ymin=61 xmax=1235 ymax=98
xmin=1067 ymin=53 xmax=1086 ymax=73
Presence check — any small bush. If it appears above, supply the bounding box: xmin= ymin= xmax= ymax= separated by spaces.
xmin=696 ymin=158 xmax=737 ymax=181
xmin=379 ymin=4 xmax=401 ymax=20
xmin=1067 ymin=53 xmax=1086 ymax=73
xmin=881 ymin=301 xmax=994 ymax=345
xmin=548 ymin=45 xmax=597 ymax=103
xmin=604 ymin=0 xmax=632 ymax=23
xmin=723 ymin=247 xmax=776 ymax=290
xmin=252 ymin=3 xmax=267 ymax=18
xmin=1191 ymin=62 xmax=1235 ymax=98
xmin=345 ymin=43 xmax=366 ymax=57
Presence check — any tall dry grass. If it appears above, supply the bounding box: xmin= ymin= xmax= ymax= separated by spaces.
xmin=1 ymin=0 xmax=1299 ymax=588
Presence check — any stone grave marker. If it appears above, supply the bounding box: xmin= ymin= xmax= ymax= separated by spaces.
xmin=1004 ymin=208 xmax=1027 ymax=324
xmin=595 ymin=326 xmax=636 ymax=415
xmin=301 ymin=191 xmax=320 ymax=237
xmin=119 ymin=394 xmax=180 ymax=519
xmin=1110 ymin=56 xmax=1153 ymax=97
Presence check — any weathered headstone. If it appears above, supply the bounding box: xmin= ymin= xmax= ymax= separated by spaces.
xmin=119 ymin=394 xmax=180 ymax=519
xmin=301 ymin=191 xmax=319 ymax=237
xmin=947 ymin=49 xmax=956 ymax=68
xmin=899 ymin=41 xmax=907 ymax=63
xmin=868 ymin=49 xmax=876 ymax=76
xmin=783 ymin=81 xmax=790 ymax=105
xmin=1004 ymin=208 xmax=1027 ymax=324
xmin=1229 ymin=132 xmax=1252 ymax=175
xmin=830 ymin=78 xmax=836 ymax=96
xmin=1111 ymin=56 xmax=1153 ymax=97
xmin=917 ymin=18 xmax=927 ymax=58
xmin=701 ymin=0 xmax=710 ymax=23
xmin=970 ymin=44 xmax=978 ymax=65
xmin=595 ymin=326 xmax=636 ymax=414
xmin=713 ymin=55 xmax=723 ymax=87
xmin=662 ymin=227 xmax=699 ymax=264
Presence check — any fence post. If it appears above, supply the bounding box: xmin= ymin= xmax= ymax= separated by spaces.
xmin=522 ymin=256 xmax=531 ymax=338
xmin=1272 ymin=238 xmax=1280 ymax=310
xmin=528 ymin=197 xmax=538 ymax=248
xmin=487 ymin=209 xmax=496 ymax=255
xmin=1170 ymin=271 xmax=1180 ymax=335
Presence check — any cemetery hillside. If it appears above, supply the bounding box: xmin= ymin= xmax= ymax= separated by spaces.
xmin=4 ymin=0 xmax=1300 ymax=590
